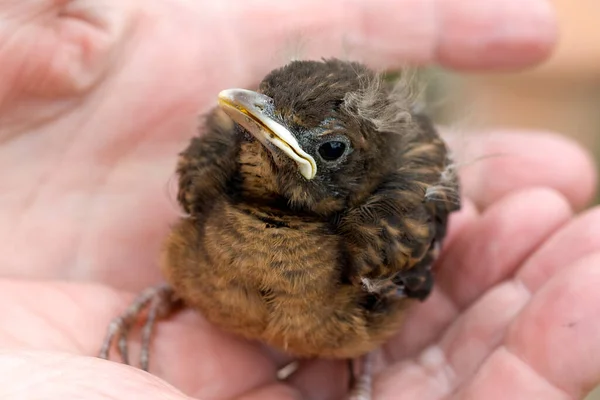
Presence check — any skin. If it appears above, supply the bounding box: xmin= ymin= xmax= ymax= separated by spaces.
xmin=0 ymin=0 xmax=599 ymax=399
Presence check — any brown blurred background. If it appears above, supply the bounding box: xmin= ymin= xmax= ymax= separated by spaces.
xmin=429 ymin=0 xmax=600 ymax=205
xmin=428 ymin=1 xmax=600 ymax=397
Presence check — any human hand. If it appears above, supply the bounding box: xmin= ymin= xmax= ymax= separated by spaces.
xmin=3 ymin=142 xmax=599 ymax=400
xmin=0 ymin=0 xmax=565 ymax=289
xmin=2 ymin=0 xmax=599 ymax=399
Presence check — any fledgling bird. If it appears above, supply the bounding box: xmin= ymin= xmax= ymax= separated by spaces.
xmin=99 ymin=59 xmax=461 ymax=400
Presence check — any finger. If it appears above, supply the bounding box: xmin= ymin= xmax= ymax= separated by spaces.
xmin=440 ymin=197 xmax=480 ymax=251
xmin=437 ymin=187 xmax=571 ymax=310
xmin=0 ymin=280 xmax=280 ymax=399
xmin=475 ymin=254 xmax=600 ymax=399
xmin=435 ymin=280 xmax=530 ymax=395
xmin=0 ymin=350 xmax=189 ymax=400
xmin=446 ymin=130 xmax=597 ymax=211
xmin=450 ymin=347 xmax=571 ymax=400
xmin=221 ymin=0 xmax=556 ymax=77
xmin=0 ymin=350 xmax=302 ymax=400
xmin=433 ymin=0 xmax=556 ymax=70
xmin=0 ymin=0 xmax=556 ymax=104
xmin=376 ymin=279 xmax=531 ymax=399
xmin=380 ymin=227 xmax=598 ymax=398
xmin=517 ymin=207 xmax=600 ymax=293
xmin=385 ymin=188 xmax=569 ymax=364
xmin=385 ymin=189 xmax=570 ymax=362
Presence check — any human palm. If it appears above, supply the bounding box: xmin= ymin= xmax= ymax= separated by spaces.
xmin=1 ymin=1 xmax=600 ymax=399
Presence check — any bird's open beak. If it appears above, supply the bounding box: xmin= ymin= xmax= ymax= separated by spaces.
xmin=217 ymin=88 xmax=317 ymax=180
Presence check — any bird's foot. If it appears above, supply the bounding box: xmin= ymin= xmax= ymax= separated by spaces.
xmin=347 ymin=351 xmax=375 ymax=400
xmin=98 ymin=283 xmax=181 ymax=371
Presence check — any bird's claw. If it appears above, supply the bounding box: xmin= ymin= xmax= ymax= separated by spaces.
xmin=98 ymin=283 xmax=180 ymax=371
xmin=348 ymin=351 xmax=375 ymax=400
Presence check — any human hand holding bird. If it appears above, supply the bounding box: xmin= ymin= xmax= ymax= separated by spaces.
xmin=2 ymin=1 xmax=600 ymax=400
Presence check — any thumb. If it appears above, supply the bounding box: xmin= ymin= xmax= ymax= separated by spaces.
xmin=0 ymin=350 xmax=189 ymax=400
xmin=0 ymin=350 xmax=302 ymax=400
xmin=212 ymin=0 xmax=556 ymax=77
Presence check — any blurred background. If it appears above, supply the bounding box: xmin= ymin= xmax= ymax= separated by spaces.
xmin=426 ymin=0 xmax=600 ymax=206
xmin=425 ymin=1 xmax=600 ymax=397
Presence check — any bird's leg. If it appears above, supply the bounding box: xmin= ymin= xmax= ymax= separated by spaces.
xmin=347 ymin=351 xmax=375 ymax=400
xmin=98 ymin=283 xmax=182 ymax=371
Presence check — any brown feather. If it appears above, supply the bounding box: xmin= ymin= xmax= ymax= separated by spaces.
xmin=161 ymin=59 xmax=460 ymax=359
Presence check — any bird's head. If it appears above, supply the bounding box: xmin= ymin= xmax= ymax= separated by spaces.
xmin=218 ymin=59 xmax=422 ymax=215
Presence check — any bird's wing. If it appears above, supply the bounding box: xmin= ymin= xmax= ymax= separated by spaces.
xmin=176 ymin=108 xmax=241 ymax=216
xmin=338 ymin=117 xmax=460 ymax=301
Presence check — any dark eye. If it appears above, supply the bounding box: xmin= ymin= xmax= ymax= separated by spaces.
xmin=318 ymin=141 xmax=347 ymax=161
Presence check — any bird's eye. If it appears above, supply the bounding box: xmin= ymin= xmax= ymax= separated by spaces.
xmin=318 ymin=141 xmax=347 ymax=161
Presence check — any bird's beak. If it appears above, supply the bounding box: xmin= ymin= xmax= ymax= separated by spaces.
xmin=217 ymin=88 xmax=317 ymax=180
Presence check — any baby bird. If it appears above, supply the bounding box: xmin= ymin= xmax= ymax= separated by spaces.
xmin=99 ymin=59 xmax=461 ymax=400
